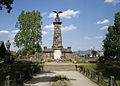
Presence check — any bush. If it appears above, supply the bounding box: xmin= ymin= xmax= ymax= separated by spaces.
xmin=51 ymin=75 xmax=69 ymax=82
xmin=76 ymin=58 xmax=86 ymax=63
xmin=0 ymin=61 xmax=40 ymax=86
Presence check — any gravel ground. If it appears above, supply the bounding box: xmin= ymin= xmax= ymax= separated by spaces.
xmin=24 ymin=71 xmax=98 ymax=86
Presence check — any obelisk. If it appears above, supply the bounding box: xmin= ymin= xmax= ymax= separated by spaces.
xmin=52 ymin=11 xmax=63 ymax=59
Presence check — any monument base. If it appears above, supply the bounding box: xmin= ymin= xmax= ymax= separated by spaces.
xmin=43 ymin=46 xmax=72 ymax=60
xmin=54 ymin=50 xmax=62 ymax=59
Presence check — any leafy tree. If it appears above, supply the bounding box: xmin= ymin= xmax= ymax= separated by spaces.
xmin=0 ymin=0 xmax=13 ymax=13
xmin=91 ymin=49 xmax=97 ymax=56
xmin=14 ymin=10 xmax=43 ymax=56
xmin=103 ymin=12 xmax=120 ymax=57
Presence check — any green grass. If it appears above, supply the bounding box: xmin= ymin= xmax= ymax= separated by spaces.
xmin=0 ymin=59 xmax=4 ymax=63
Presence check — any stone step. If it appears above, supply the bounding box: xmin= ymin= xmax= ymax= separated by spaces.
xmin=43 ymin=65 xmax=76 ymax=71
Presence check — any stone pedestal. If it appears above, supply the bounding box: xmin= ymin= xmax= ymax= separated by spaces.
xmin=54 ymin=50 xmax=62 ymax=59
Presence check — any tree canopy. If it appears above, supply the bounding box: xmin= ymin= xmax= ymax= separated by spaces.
xmin=103 ymin=12 xmax=120 ymax=57
xmin=14 ymin=10 xmax=43 ymax=56
xmin=91 ymin=49 xmax=97 ymax=56
xmin=0 ymin=0 xmax=13 ymax=13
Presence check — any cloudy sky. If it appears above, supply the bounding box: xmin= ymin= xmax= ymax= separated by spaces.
xmin=0 ymin=0 xmax=120 ymax=51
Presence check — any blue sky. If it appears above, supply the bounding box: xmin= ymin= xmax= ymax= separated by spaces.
xmin=0 ymin=0 xmax=120 ymax=51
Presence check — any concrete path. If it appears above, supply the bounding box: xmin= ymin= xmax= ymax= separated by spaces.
xmin=24 ymin=71 xmax=98 ymax=86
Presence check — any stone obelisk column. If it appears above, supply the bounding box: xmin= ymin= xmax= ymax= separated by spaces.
xmin=52 ymin=11 xmax=63 ymax=50
xmin=52 ymin=11 xmax=63 ymax=59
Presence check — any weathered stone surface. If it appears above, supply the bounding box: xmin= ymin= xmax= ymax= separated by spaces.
xmin=6 ymin=40 xmax=11 ymax=52
xmin=4 ymin=40 xmax=11 ymax=62
xmin=43 ymin=11 xmax=72 ymax=59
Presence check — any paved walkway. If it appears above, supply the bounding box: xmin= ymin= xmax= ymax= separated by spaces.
xmin=24 ymin=71 xmax=98 ymax=86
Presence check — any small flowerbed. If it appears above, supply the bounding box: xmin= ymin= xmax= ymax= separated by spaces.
xmin=50 ymin=75 xmax=70 ymax=86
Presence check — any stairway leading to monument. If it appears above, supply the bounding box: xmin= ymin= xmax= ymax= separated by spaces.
xmin=43 ymin=65 xmax=76 ymax=71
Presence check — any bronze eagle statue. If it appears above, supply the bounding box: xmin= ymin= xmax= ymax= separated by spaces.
xmin=53 ymin=11 xmax=63 ymax=17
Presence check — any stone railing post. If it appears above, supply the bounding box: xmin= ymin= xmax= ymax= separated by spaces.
xmin=98 ymin=72 xmax=102 ymax=85
xmin=24 ymin=70 xmax=29 ymax=79
xmin=5 ymin=75 xmax=11 ymax=86
xmin=75 ymin=65 xmax=78 ymax=71
xmin=93 ymin=71 xmax=96 ymax=80
xmin=109 ymin=76 xmax=117 ymax=86
xmin=79 ymin=66 xmax=82 ymax=72
xmin=86 ymin=69 xmax=88 ymax=76
xmin=98 ymin=72 xmax=104 ymax=85
xmin=86 ymin=69 xmax=90 ymax=77
xmin=17 ymin=73 xmax=23 ymax=86
xmin=91 ymin=71 xmax=94 ymax=79
xmin=41 ymin=64 xmax=44 ymax=71
xmin=83 ymin=67 xmax=85 ymax=74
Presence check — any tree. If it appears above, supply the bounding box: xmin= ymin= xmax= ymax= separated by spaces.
xmin=91 ymin=49 xmax=97 ymax=56
xmin=0 ymin=0 xmax=14 ymax=13
xmin=14 ymin=10 xmax=43 ymax=56
xmin=103 ymin=12 xmax=120 ymax=57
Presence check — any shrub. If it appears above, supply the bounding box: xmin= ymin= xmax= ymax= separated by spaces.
xmin=0 ymin=61 xmax=40 ymax=86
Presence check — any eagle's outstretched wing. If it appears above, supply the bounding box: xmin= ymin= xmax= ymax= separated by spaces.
xmin=58 ymin=11 xmax=62 ymax=13
xmin=53 ymin=11 xmax=57 ymax=13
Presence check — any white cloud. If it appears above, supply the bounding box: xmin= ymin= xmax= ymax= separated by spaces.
xmin=61 ymin=24 xmax=77 ymax=32
xmin=98 ymin=40 xmax=103 ymax=43
xmin=42 ymin=31 xmax=48 ymax=35
xmin=0 ymin=30 xmax=10 ymax=35
xmin=95 ymin=36 xmax=103 ymax=39
xmin=44 ymin=24 xmax=77 ymax=32
xmin=9 ymin=29 xmax=19 ymax=39
xmin=11 ymin=30 xmax=19 ymax=33
xmin=41 ymin=12 xmax=47 ymax=16
xmin=0 ymin=30 xmax=17 ymax=39
xmin=44 ymin=24 xmax=54 ymax=30
xmin=96 ymin=19 xmax=109 ymax=24
xmin=48 ymin=9 xmax=80 ymax=19
xmin=100 ymin=26 xmax=108 ymax=30
xmin=48 ymin=36 xmax=53 ymax=41
xmin=104 ymin=0 xmax=120 ymax=5
xmin=8 ymin=34 xmax=15 ymax=39
xmin=84 ymin=36 xmax=92 ymax=40
xmin=105 ymin=0 xmax=114 ymax=2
